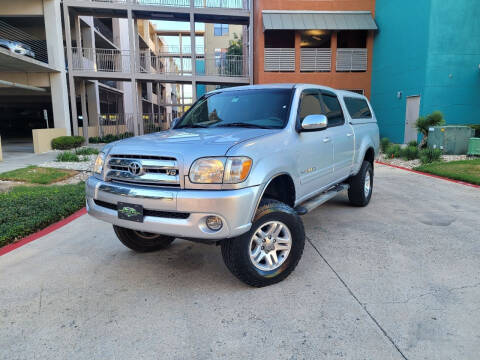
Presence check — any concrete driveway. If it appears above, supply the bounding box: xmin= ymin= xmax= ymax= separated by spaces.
xmin=1 ymin=164 xmax=479 ymax=360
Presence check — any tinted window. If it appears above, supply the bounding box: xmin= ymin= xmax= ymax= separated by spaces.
xmin=298 ymin=91 xmax=322 ymax=121
xmin=321 ymin=93 xmax=344 ymax=127
xmin=176 ymin=89 xmax=293 ymax=129
xmin=344 ymin=97 xmax=372 ymax=119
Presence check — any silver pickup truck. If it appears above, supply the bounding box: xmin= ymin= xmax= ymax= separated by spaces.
xmin=86 ymin=84 xmax=379 ymax=287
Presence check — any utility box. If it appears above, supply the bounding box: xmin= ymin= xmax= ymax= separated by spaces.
xmin=427 ymin=126 xmax=475 ymax=155
xmin=468 ymin=138 xmax=480 ymax=156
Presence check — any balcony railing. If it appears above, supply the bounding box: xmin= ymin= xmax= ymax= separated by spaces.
xmin=72 ymin=47 xmax=131 ymax=72
xmin=264 ymin=48 xmax=295 ymax=72
xmin=300 ymin=48 xmax=331 ymax=72
xmin=73 ymin=0 xmax=249 ymax=9
xmin=336 ymin=48 xmax=367 ymax=72
xmin=159 ymin=45 xmax=204 ymax=55
xmin=71 ymin=48 xmax=248 ymax=78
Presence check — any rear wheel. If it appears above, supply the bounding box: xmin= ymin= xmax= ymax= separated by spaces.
xmin=221 ymin=199 xmax=305 ymax=287
xmin=348 ymin=160 xmax=373 ymax=207
xmin=113 ymin=225 xmax=175 ymax=252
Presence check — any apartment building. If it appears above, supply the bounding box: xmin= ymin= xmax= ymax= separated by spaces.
xmin=371 ymin=0 xmax=480 ymax=143
xmin=254 ymin=0 xmax=377 ymax=97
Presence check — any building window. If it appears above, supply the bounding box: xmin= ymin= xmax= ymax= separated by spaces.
xmin=215 ymin=48 xmax=226 ymax=66
xmin=264 ymin=30 xmax=295 ymax=48
xmin=300 ymin=30 xmax=331 ymax=48
xmin=214 ymin=24 xmax=229 ymax=36
xmin=337 ymin=31 xmax=367 ymax=48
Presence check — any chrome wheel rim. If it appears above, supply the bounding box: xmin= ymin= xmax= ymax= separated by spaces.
xmin=134 ymin=231 xmax=160 ymax=240
xmin=249 ymin=221 xmax=292 ymax=271
xmin=364 ymin=171 xmax=371 ymax=197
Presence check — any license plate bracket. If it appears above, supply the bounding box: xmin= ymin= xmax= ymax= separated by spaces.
xmin=117 ymin=202 xmax=144 ymax=222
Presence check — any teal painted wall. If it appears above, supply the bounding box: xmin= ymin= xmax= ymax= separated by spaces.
xmin=371 ymin=0 xmax=480 ymax=143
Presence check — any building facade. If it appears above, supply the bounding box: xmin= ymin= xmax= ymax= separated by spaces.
xmin=371 ymin=0 xmax=480 ymax=144
xmin=253 ymin=0 xmax=377 ymax=97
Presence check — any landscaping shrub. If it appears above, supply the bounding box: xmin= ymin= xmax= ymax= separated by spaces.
xmin=419 ymin=148 xmax=443 ymax=164
xmin=401 ymin=145 xmax=419 ymax=160
xmin=75 ymin=147 xmax=99 ymax=156
xmin=88 ymin=132 xmax=133 ymax=144
xmin=407 ymin=140 xmax=418 ymax=147
xmin=380 ymin=137 xmax=391 ymax=153
xmin=385 ymin=144 xmax=402 ymax=158
xmin=415 ymin=111 xmax=445 ymax=148
xmin=88 ymin=136 xmax=102 ymax=144
xmin=56 ymin=151 xmax=80 ymax=162
xmin=51 ymin=136 xmax=85 ymax=150
xmin=0 ymin=183 xmax=85 ymax=247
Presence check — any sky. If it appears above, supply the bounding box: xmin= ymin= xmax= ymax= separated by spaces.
xmin=152 ymin=20 xmax=205 ymax=48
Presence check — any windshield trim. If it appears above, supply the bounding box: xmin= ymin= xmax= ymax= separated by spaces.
xmin=173 ymin=88 xmax=295 ymax=130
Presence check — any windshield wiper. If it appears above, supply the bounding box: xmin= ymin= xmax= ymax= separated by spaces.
xmin=177 ymin=124 xmax=209 ymax=129
xmin=215 ymin=122 xmax=271 ymax=129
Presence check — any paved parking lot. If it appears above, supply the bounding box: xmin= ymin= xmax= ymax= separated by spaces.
xmin=1 ymin=164 xmax=479 ymax=360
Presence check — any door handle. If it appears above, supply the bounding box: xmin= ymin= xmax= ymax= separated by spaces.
xmin=323 ymin=137 xmax=331 ymax=143
xmin=347 ymin=133 xmax=353 ymax=137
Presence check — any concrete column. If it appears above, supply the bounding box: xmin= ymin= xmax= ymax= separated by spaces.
xmin=44 ymin=0 xmax=71 ymax=135
xmin=127 ymin=9 xmax=139 ymax=136
xmin=86 ymin=81 xmax=100 ymax=126
xmin=189 ymin=9 xmax=197 ymax=102
xmin=248 ymin=0 xmax=253 ymax=84
xmin=79 ymin=80 xmax=89 ymax=142
xmin=62 ymin=4 xmax=78 ymax=135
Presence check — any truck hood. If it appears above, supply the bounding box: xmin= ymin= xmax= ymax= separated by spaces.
xmin=105 ymin=128 xmax=276 ymax=170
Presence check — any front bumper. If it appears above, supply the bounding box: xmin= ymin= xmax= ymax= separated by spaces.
xmin=86 ymin=176 xmax=260 ymax=241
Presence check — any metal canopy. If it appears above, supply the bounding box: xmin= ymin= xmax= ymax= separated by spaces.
xmin=262 ymin=11 xmax=378 ymax=31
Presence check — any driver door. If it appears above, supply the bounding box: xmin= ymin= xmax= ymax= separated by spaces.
xmin=295 ymin=89 xmax=334 ymax=199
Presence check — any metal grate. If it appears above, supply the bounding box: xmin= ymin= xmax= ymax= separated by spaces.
xmin=336 ymin=48 xmax=368 ymax=72
xmin=300 ymin=48 xmax=331 ymax=72
xmin=264 ymin=48 xmax=295 ymax=72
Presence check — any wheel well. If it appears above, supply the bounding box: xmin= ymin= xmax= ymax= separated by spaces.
xmin=261 ymin=174 xmax=295 ymax=208
xmin=364 ymin=147 xmax=375 ymax=165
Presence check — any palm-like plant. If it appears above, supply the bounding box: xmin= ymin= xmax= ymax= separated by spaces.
xmin=415 ymin=111 xmax=445 ymax=148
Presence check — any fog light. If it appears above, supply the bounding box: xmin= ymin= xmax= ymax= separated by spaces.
xmin=206 ymin=216 xmax=223 ymax=231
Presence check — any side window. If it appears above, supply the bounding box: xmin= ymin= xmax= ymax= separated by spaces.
xmin=298 ymin=91 xmax=322 ymax=121
xmin=321 ymin=93 xmax=345 ymax=127
xmin=344 ymin=97 xmax=372 ymax=119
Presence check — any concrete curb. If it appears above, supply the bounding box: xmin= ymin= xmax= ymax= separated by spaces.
xmin=0 ymin=208 xmax=87 ymax=257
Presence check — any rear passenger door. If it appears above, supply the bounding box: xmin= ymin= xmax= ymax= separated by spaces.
xmin=320 ymin=91 xmax=354 ymax=181
xmin=296 ymin=89 xmax=334 ymax=198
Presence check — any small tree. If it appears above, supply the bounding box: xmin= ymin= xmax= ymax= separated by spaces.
xmin=415 ymin=111 xmax=445 ymax=148
xmin=225 ymin=33 xmax=243 ymax=76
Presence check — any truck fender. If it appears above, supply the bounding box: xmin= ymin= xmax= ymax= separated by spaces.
xmin=352 ymin=137 xmax=377 ymax=175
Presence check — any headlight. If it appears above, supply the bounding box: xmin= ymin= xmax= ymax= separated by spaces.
xmin=93 ymin=152 xmax=105 ymax=175
xmin=189 ymin=157 xmax=252 ymax=184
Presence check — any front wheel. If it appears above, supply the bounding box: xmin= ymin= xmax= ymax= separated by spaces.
xmin=113 ymin=226 xmax=175 ymax=252
xmin=221 ymin=199 xmax=305 ymax=287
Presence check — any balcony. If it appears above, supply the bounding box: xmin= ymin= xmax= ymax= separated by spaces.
xmin=69 ymin=0 xmax=249 ymax=10
xmin=264 ymin=48 xmax=295 ymax=72
xmin=336 ymin=48 xmax=368 ymax=72
xmin=72 ymin=48 xmax=131 ymax=72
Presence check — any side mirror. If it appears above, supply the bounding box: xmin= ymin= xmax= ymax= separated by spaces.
xmin=301 ymin=114 xmax=328 ymax=131
xmin=171 ymin=117 xmax=180 ymax=129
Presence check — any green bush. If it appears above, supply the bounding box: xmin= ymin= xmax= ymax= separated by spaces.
xmin=88 ymin=132 xmax=133 ymax=144
xmin=419 ymin=148 xmax=443 ymax=164
xmin=88 ymin=136 xmax=102 ymax=144
xmin=51 ymin=136 xmax=85 ymax=150
xmin=75 ymin=147 xmax=99 ymax=156
xmin=407 ymin=140 xmax=418 ymax=147
xmin=0 ymin=183 xmax=85 ymax=247
xmin=385 ymin=144 xmax=402 ymax=158
xmin=56 ymin=151 xmax=80 ymax=162
xmin=380 ymin=137 xmax=391 ymax=153
xmin=415 ymin=111 xmax=445 ymax=148
xmin=401 ymin=145 xmax=419 ymax=160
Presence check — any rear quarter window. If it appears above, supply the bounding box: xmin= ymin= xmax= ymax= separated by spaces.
xmin=344 ymin=97 xmax=372 ymax=119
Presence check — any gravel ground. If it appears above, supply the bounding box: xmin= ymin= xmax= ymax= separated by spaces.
xmin=378 ymin=153 xmax=471 ymax=169
xmin=39 ymin=154 xmax=96 ymax=172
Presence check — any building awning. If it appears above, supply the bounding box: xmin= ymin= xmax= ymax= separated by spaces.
xmin=262 ymin=11 xmax=378 ymax=31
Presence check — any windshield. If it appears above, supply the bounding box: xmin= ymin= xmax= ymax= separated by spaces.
xmin=175 ymin=88 xmax=293 ymax=129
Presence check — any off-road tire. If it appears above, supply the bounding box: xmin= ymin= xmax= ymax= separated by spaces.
xmin=221 ymin=198 xmax=305 ymax=287
xmin=348 ymin=160 xmax=373 ymax=207
xmin=113 ymin=225 xmax=175 ymax=252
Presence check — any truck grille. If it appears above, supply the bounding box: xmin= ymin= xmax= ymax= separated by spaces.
xmin=106 ymin=154 xmax=180 ymax=187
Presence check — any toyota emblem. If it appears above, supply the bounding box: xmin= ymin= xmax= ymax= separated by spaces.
xmin=128 ymin=161 xmax=142 ymax=176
